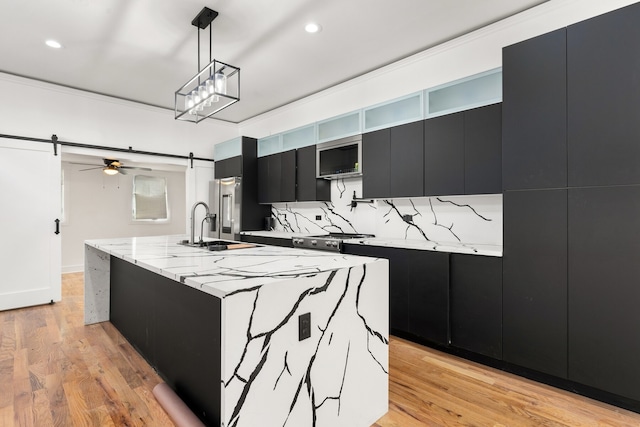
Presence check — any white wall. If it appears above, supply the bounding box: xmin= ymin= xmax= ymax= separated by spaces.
xmin=238 ymin=0 xmax=639 ymax=139
xmin=61 ymin=161 xmax=186 ymax=272
xmin=0 ymin=73 xmax=238 ymax=156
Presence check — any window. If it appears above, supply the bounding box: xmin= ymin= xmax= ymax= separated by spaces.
xmin=132 ymin=175 xmax=168 ymax=220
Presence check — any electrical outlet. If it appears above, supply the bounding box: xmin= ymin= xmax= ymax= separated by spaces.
xmin=315 ymin=215 xmax=322 ymax=221
xmin=299 ymin=312 xmax=311 ymax=341
xmin=402 ymin=214 xmax=413 ymax=222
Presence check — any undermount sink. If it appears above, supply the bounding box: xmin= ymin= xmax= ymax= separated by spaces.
xmin=178 ymin=240 xmax=258 ymax=251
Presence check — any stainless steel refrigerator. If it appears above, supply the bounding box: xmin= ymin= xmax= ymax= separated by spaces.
xmin=209 ymin=177 xmax=242 ymax=241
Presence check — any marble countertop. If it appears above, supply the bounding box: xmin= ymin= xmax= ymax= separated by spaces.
xmin=240 ymin=231 xmax=502 ymax=257
xmin=85 ymin=235 xmax=381 ymax=299
xmin=343 ymin=238 xmax=502 ymax=257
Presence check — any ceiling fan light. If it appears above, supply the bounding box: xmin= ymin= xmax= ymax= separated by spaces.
xmin=103 ymin=166 xmax=119 ymax=175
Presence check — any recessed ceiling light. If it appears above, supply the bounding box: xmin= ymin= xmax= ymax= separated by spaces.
xmin=45 ymin=40 xmax=62 ymax=49
xmin=305 ymin=23 xmax=321 ymax=33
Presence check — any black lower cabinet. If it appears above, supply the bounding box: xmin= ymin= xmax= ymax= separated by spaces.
xmin=450 ymin=254 xmax=502 ymax=359
xmin=568 ymin=186 xmax=640 ymax=401
xmin=342 ymin=244 xmax=408 ymax=332
xmin=503 ymin=189 xmax=568 ymax=378
xmin=407 ymin=250 xmax=449 ymax=345
xmin=110 ymin=257 xmax=221 ymax=426
xmin=342 ymin=244 xmax=448 ymax=345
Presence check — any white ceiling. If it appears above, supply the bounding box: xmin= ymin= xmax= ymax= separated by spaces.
xmin=0 ymin=0 xmax=548 ymax=123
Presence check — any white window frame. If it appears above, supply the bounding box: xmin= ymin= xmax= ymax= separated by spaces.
xmin=132 ymin=175 xmax=169 ymax=222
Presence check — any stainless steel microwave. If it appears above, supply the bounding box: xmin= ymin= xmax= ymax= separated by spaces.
xmin=316 ymin=135 xmax=362 ymax=179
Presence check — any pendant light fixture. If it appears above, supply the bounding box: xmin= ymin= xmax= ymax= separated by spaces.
xmin=175 ymin=7 xmax=240 ymax=123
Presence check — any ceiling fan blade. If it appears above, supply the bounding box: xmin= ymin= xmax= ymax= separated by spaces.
xmin=78 ymin=166 xmax=104 ymax=171
xmin=68 ymin=162 xmax=102 ymax=167
xmin=120 ymin=166 xmax=152 ymax=171
xmin=118 ymin=168 xmax=128 ymax=175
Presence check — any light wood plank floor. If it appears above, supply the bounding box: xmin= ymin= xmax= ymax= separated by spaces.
xmin=1 ymin=273 xmax=639 ymax=426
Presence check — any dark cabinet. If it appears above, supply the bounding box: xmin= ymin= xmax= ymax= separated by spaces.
xmin=342 ymin=244 xmax=408 ymax=332
xmin=342 ymin=244 xmax=448 ymax=345
xmin=407 ymin=250 xmax=449 ymax=346
xmin=567 ymin=3 xmax=640 ymax=187
xmin=363 ymin=121 xmax=424 ymax=199
xmin=424 ymin=104 xmax=501 ymax=197
xmin=568 ymin=185 xmax=640 ymax=401
xmin=110 ymin=257 xmax=222 ymax=426
xmin=240 ymin=234 xmax=294 ymax=248
xmin=257 ymin=150 xmax=296 ymax=203
xmin=280 ymin=149 xmax=296 ymax=202
xmin=214 ymin=155 xmax=242 ymax=179
xmin=450 ymin=254 xmax=502 ymax=359
xmin=296 ymin=145 xmax=330 ymax=202
xmin=503 ymin=189 xmax=567 ymax=378
xmin=464 ymin=104 xmax=502 ymax=194
xmin=502 ymin=28 xmax=567 ymax=190
xmin=362 ymin=128 xmax=391 ymax=199
xmin=424 ymin=112 xmax=464 ymax=196
xmin=390 ymin=121 xmax=424 ymax=197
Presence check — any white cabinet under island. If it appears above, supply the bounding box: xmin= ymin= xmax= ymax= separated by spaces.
xmin=83 ymin=235 xmax=389 ymax=427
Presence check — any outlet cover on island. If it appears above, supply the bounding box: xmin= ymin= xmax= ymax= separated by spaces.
xmin=316 ymin=215 xmax=322 ymax=220
xmin=299 ymin=312 xmax=311 ymax=341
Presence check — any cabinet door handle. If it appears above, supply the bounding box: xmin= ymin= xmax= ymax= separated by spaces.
xmin=55 ymin=219 xmax=60 ymax=235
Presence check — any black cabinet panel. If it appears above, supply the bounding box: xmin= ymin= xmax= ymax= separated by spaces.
xmin=568 ymin=186 xmax=640 ymax=401
xmin=280 ymin=149 xmax=296 ymax=202
xmin=390 ymin=121 xmax=424 ymax=197
xmin=110 ymin=258 xmax=221 ymax=426
xmin=267 ymin=153 xmax=281 ymax=203
xmin=342 ymin=244 xmax=408 ymax=333
xmin=503 ymin=189 xmax=567 ymax=378
xmin=296 ymin=145 xmax=330 ymax=202
xmin=110 ymin=257 xmax=155 ymax=359
xmin=450 ymin=254 xmax=502 ymax=359
xmin=257 ymin=156 xmax=269 ymax=204
xmin=568 ymin=3 xmax=640 ymax=187
xmin=424 ymin=112 xmax=464 ymax=196
xmin=407 ymin=251 xmax=449 ymax=346
xmin=502 ymin=28 xmax=567 ymax=190
xmin=465 ymin=104 xmax=502 ymax=194
xmin=214 ymin=156 xmax=242 ymax=179
xmin=241 ymin=234 xmax=293 ymax=248
xmin=362 ymin=129 xmax=391 ymax=199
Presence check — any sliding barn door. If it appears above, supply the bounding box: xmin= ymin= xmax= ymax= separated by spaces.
xmin=0 ymin=137 xmax=61 ymax=311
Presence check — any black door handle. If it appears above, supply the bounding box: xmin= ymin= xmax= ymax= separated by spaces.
xmin=55 ymin=219 xmax=60 ymax=235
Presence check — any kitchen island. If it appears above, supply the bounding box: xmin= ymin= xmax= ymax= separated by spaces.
xmin=84 ymin=235 xmax=389 ymax=427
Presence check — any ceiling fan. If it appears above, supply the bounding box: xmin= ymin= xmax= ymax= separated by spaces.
xmin=75 ymin=159 xmax=152 ymax=175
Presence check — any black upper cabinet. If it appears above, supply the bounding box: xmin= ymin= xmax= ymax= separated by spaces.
xmin=450 ymin=254 xmax=502 ymax=359
xmin=258 ymin=151 xmax=289 ymax=204
xmin=568 ymin=186 xmax=640 ymax=401
xmin=424 ymin=112 xmax=464 ymax=196
xmin=362 ymin=128 xmax=391 ymax=199
xmin=280 ymin=149 xmax=296 ymax=202
xmin=568 ymin=3 xmax=640 ymax=187
xmin=267 ymin=153 xmax=282 ymax=203
xmin=503 ymin=28 xmax=567 ymax=190
xmin=390 ymin=121 xmax=424 ymax=197
xmin=503 ymin=189 xmax=567 ymax=378
xmin=465 ymin=104 xmax=502 ymax=194
xmin=214 ymin=155 xmax=242 ymax=179
xmin=296 ymin=145 xmax=330 ymax=202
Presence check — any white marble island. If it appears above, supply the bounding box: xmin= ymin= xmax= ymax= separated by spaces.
xmin=84 ymin=235 xmax=389 ymax=427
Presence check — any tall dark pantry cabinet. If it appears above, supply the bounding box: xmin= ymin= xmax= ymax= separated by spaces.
xmin=502 ymin=1 xmax=640 ymax=409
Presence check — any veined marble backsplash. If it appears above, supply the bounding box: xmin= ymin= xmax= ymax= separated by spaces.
xmin=271 ymin=178 xmax=502 ymax=246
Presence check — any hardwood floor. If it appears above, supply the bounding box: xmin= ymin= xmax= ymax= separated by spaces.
xmin=1 ymin=273 xmax=640 ymax=426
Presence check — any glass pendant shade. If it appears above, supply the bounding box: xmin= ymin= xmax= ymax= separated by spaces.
xmin=214 ymin=72 xmax=227 ymax=95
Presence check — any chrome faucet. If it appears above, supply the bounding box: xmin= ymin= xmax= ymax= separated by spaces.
xmin=190 ymin=201 xmax=210 ymax=245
